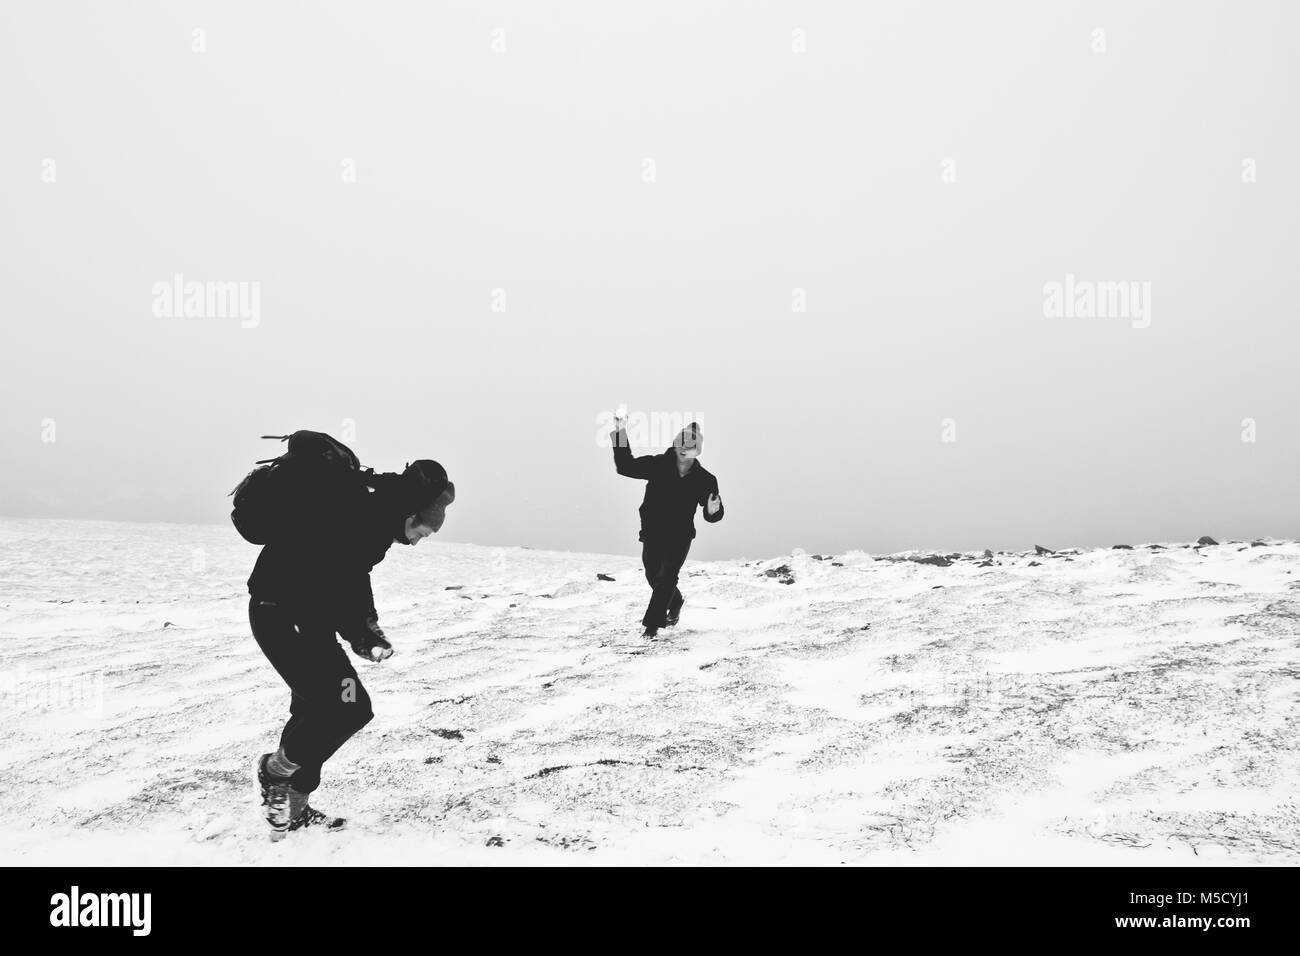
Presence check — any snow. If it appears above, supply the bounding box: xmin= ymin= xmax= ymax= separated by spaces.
xmin=0 ymin=517 xmax=1297 ymax=865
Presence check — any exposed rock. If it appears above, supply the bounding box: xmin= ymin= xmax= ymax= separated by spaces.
xmin=982 ymin=549 xmax=994 ymax=559
xmin=1027 ymin=560 xmax=1042 ymax=567
xmin=911 ymin=554 xmax=952 ymax=567
xmin=596 ymin=573 xmax=615 ymax=581
xmin=1112 ymin=544 xmax=1133 ymax=550
xmin=762 ymin=564 xmax=796 ymax=584
xmin=1197 ymin=536 xmax=1218 ymax=546
xmin=1034 ymin=545 xmax=1056 ymax=556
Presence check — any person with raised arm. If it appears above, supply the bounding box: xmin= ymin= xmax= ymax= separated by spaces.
xmin=609 ymin=408 xmax=724 ymax=638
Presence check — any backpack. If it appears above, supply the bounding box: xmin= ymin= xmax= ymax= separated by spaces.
xmin=229 ymin=431 xmax=372 ymax=545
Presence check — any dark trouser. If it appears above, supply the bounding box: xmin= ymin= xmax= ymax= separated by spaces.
xmin=249 ymin=598 xmax=374 ymax=793
xmin=640 ymin=537 xmax=692 ymax=628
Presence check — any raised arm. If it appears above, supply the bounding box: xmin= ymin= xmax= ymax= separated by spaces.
xmin=611 ymin=426 xmax=657 ymax=480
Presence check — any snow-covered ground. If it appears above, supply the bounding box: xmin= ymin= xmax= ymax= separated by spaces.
xmin=1 ymin=517 xmax=1296 ymax=866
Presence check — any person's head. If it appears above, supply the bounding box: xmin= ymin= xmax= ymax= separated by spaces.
xmin=395 ymin=460 xmax=454 ymax=545
xmin=673 ymin=422 xmax=703 ymax=464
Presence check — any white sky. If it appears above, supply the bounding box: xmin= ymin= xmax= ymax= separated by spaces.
xmin=2 ymin=1 xmax=1298 ymax=560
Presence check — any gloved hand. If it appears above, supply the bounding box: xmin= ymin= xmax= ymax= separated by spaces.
xmin=345 ymin=618 xmax=394 ymax=662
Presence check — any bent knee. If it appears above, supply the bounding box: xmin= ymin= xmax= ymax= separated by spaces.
xmin=329 ymin=683 xmax=374 ymax=732
xmin=344 ymin=693 xmax=374 ymax=731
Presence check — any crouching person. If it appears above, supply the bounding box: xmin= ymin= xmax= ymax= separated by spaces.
xmin=246 ymin=458 xmax=455 ymax=838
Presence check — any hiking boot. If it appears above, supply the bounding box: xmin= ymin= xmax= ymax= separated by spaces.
xmin=642 ymin=626 xmax=659 ymax=638
xmin=287 ymin=786 xmax=346 ymax=832
xmin=257 ymin=753 xmax=293 ymax=838
xmin=665 ymin=601 xmax=683 ymax=627
xmin=287 ymin=804 xmax=347 ymax=832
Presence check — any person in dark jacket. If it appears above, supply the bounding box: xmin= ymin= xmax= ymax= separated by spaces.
xmin=610 ymin=412 xmax=724 ymax=637
xmin=247 ymin=460 xmax=454 ymax=838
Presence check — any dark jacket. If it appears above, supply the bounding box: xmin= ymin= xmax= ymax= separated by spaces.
xmin=247 ymin=481 xmax=406 ymax=644
xmin=611 ymin=428 xmax=725 ymax=541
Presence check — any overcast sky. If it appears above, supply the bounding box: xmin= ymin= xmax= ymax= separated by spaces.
xmin=2 ymin=1 xmax=1297 ymax=560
